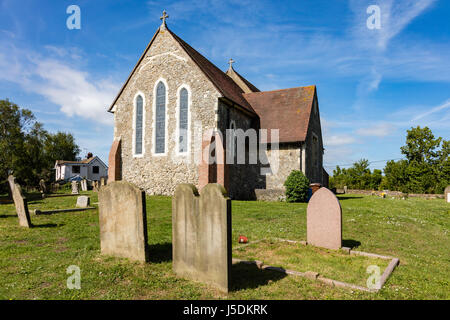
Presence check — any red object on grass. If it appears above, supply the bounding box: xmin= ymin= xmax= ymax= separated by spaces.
xmin=238 ymin=235 xmax=249 ymax=244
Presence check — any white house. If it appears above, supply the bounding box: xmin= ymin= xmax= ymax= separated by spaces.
xmin=54 ymin=156 xmax=108 ymax=182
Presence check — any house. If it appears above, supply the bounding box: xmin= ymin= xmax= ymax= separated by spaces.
xmin=54 ymin=155 xmax=108 ymax=182
xmin=107 ymin=12 xmax=327 ymax=199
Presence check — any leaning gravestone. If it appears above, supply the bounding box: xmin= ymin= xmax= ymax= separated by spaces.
xmin=172 ymin=184 xmax=232 ymax=293
xmin=307 ymin=187 xmax=342 ymax=250
xmin=98 ymin=181 xmax=149 ymax=262
xmin=8 ymin=176 xmax=32 ymax=228
xmin=71 ymin=181 xmax=79 ymax=195
xmin=445 ymin=186 xmax=450 ymax=203
xmin=81 ymin=179 xmax=88 ymax=192
xmin=76 ymin=196 xmax=90 ymax=208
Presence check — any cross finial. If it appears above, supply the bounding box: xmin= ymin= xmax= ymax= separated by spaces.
xmin=160 ymin=10 xmax=169 ymax=27
xmin=228 ymin=58 xmax=235 ymax=70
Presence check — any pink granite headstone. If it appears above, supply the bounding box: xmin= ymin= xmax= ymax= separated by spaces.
xmin=307 ymin=187 xmax=342 ymax=250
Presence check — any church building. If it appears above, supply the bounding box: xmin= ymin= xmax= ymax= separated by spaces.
xmin=107 ymin=12 xmax=327 ymax=200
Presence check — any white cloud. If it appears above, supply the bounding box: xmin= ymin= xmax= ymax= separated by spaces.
xmin=324 ymin=134 xmax=358 ymax=147
xmin=411 ymin=99 xmax=450 ymax=122
xmin=0 ymin=42 xmax=119 ymax=125
xmin=356 ymin=123 xmax=396 ymax=137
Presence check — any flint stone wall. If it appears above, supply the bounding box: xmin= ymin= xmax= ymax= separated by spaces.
xmin=113 ymin=28 xmax=220 ymax=196
xmin=172 ymin=183 xmax=232 ymax=292
xmin=98 ymin=181 xmax=149 ymax=262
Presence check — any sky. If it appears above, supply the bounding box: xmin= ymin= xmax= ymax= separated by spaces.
xmin=0 ymin=0 xmax=449 ymax=173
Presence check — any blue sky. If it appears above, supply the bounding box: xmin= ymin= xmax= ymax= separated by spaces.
xmin=0 ymin=0 xmax=449 ymax=172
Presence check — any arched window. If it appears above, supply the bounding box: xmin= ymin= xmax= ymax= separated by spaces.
xmin=135 ymin=94 xmax=144 ymax=155
xmin=155 ymin=82 xmax=166 ymax=154
xmin=179 ymin=88 xmax=189 ymax=153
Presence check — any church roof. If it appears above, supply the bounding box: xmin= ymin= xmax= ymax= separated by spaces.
xmin=226 ymin=67 xmax=260 ymax=93
xmin=108 ymin=26 xmax=256 ymax=115
xmin=167 ymin=29 xmax=257 ymax=114
xmin=243 ymin=86 xmax=316 ymax=143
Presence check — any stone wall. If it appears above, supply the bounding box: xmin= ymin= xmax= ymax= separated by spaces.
xmin=264 ymin=143 xmax=301 ymax=190
xmin=113 ymin=28 xmax=221 ymax=196
xmin=339 ymin=189 xmax=445 ymax=199
xmin=304 ymin=95 xmax=324 ymax=185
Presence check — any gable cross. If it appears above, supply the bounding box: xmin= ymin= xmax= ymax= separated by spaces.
xmin=228 ymin=58 xmax=235 ymax=69
xmin=160 ymin=10 xmax=169 ymax=26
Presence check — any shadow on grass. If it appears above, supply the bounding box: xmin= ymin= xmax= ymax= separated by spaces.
xmin=148 ymin=242 xmax=172 ymax=263
xmin=0 ymin=214 xmax=16 ymax=219
xmin=32 ymin=223 xmax=61 ymax=228
xmin=337 ymin=196 xmax=364 ymax=200
xmin=230 ymin=262 xmax=287 ymax=292
xmin=342 ymin=239 xmax=361 ymax=249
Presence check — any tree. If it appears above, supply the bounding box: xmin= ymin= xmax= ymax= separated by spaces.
xmin=0 ymin=99 xmax=81 ymax=192
xmin=383 ymin=126 xmax=449 ymax=194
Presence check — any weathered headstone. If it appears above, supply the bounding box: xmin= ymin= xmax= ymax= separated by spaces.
xmin=98 ymin=181 xmax=149 ymax=262
xmin=71 ymin=181 xmax=79 ymax=195
xmin=343 ymin=186 xmax=348 ymax=194
xmin=307 ymin=187 xmax=342 ymax=250
xmin=8 ymin=175 xmax=32 ymax=228
xmin=100 ymin=177 xmax=106 ymax=187
xmin=93 ymin=181 xmax=99 ymax=192
xmin=172 ymin=183 xmax=232 ymax=293
xmin=81 ymin=179 xmax=88 ymax=192
xmin=39 ymin=179 xmax=47 ymax=194
xmin=76 ymin=196 xmax=90 ymax=208
xmin=445 ymin=186 xmax=450 ymax=203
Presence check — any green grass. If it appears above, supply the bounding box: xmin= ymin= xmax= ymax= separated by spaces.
xmin=0 ymin=192 xmax=449 ymax=300
xmin=234 ymin=240 xmax=390 ymax=287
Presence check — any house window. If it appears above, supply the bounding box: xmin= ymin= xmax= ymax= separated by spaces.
xmin=135 ymin=94 xmax=144 ymax=155
xmin=93 ymin=166 xmax=99 ymax=174
xmin=179 ymin=88 xmax=189 ymax=153
xmin=72 ymin=166 xmax=80 ymax=174
xmin=155 ymin=81 xmax=166 ymax=154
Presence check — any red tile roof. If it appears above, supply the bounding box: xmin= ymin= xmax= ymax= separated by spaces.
xmin=167 ymin=29 xmax=256 ymax=114
xmin=243 ymin=86 xmax=316 ymax=143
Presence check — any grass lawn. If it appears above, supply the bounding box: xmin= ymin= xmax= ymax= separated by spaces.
xmin=0 ymin=191 xmax=449 ymax=300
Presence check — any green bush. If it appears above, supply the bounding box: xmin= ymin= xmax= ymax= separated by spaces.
xmin=284 ymin=170 xmax=310 ymax=203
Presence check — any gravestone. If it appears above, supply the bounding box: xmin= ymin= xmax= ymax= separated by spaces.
xmin=307 ymin=187 xmax=342 ymax=250
xmin=172 ymin=183 xmax=232 ymax=293
xmin=93 ymin=181 xmax=99 ymax=192
xmin=98 ymin=181 xmax=149 ymax=262
xmin=71 ymin=181 xmax=79 ymax=195
xmin=8 ymin=176 xmax=32 ymax=228
xmin=343 ymin=186 xmax=348 ymax=194
xmin=39 ymin=179 xmax=47 ymax=194
xmin=76 ymin=196 xmax=90 ymax=208
xmin=445 ymin=186 xmax=450 ymax=203
xmin=81 ymin=179 xmax=88 ymax=192
xmin=100 ymin=177 xmax=106 ymax=187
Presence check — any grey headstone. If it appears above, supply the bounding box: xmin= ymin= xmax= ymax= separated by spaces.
xmin=8 ymin=175 xmax=32 ymax=228
xmin=71 ymin=181 xmax=79 ymax=195
xmin=445 ymin=186 xmax=450 ymax=203
xmin=39 ymin=179 xmax=47 ymax=194
xmin=172 ymin=183 xmax=232 ymax=293
xmin=76 ymin=196 xmax=90 ymax=208
xmin=98 ymin=181 xmax=149 ymax=262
